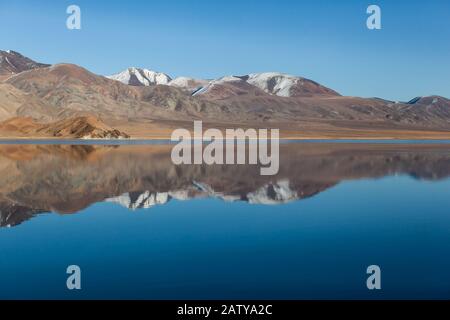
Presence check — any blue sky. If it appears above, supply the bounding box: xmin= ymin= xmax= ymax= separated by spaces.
xmin=0 ymin=0 xmax=449 ymax=101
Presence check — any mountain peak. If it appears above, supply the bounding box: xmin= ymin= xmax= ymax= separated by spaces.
xmin=107 ymin=67 xmax=172 ymax=86
xmin=3 ymin=50 xmax=22 ymax=57
xmin=245 ymin=72 xmax=340 ymax=97
xmin=190 ymin=72 xmax=340 ymax=98
xmin=0 ymin=50 xmax=49 ymax=80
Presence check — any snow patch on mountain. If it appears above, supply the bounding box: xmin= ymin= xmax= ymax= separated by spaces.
xmin=246 ymin=72 xmax=300 ymax=97
xmin=191 ymin=76 xmax=244 ymax=96
xmin=169 ymin=77 xmax=193 ymax=87
xmin=168 ymin=190 xmax=192 ymax=201
xmin=107 ymin=67 xmax=172 ymax=86
xmin=168 ymin=77 xmax=210 ymax=93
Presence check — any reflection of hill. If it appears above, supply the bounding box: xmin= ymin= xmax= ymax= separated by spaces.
xmin=1 ymin=143 xmax=450 ymax=227
xmin=0 ymin=201 xmax=46 ymax=228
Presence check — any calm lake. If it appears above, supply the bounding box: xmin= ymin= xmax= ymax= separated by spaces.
xmin=0 ymin=142 xmax=449 ymax=299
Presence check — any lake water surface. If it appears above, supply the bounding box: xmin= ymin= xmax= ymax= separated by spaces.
xmin=0 ymin=142 xmax=449 ymax=299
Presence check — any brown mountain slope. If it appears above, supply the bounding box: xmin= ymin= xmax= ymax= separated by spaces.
xmin=0 ymin=84 xmax=34 ymax=120
xmin=403 ymin=96 xmax=450 ymax=121
xmin=5 ymin=64 xmax=235 ymax=122
xmin=196 ymin=88 xmax=450 ymax=130
xmin=0 ymin=62 xmax=396 ymax=126
xmin=0 ymin=83 xmax=59 ymax=122
xmin=0 ymin=115 xmax=129 ymax=139
xmin=38 ymin=115 xmax=130 ymax=138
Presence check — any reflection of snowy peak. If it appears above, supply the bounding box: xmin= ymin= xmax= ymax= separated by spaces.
xmin=193 ymin=181 xmax=242 ymax=202
xmin=0 ymin=202 xmax=46 ymax=227
xmin=105 ymin=189 xmax=197 ymax=210
xmin=194 ymin=180 xmax=299 ymax=205
xmin=247 ymin=180 xmax=299 ymax=205
xmin=105 ymin=180 xmax=299 ymax=211
xmin=107 ymin=67 xmax=172 ymax=86
xmin=106 ymin=191 xmax=170 ymax=210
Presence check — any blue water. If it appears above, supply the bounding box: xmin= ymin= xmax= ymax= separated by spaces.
xmin=1 ymin=175 xmax=449 ymax=299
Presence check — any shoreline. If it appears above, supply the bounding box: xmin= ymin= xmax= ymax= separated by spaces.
xmin=2 ymin=128 xmax=450 ymax=142
xmin=1 ymin=137 xmax=450 ymax=142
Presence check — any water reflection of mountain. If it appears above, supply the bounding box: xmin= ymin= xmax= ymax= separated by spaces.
xmin=1 ymin=143 xmax=450 ymax=227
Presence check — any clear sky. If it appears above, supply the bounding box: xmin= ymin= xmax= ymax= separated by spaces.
xmin=0 ymin=0 xmax=449 ymax=101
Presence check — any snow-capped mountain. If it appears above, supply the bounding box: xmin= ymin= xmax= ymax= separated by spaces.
xmin=108 ymin=68 xmax=209 ymax=94
xmin=247 ymin=72 xmax=339 ymax=97
xmin=107 ymin=67 xmax=172 ymax=86
xmin=106 ymin=68 xmax=338 ymax=98
xmin=191 ymin=72 xmax=340 ymax=98
xmin=246 ymin=73 xmax=298 ymax=97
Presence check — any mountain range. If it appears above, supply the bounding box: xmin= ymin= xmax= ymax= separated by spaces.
xmin=1 ymin=50 xmax=450 ymax=139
